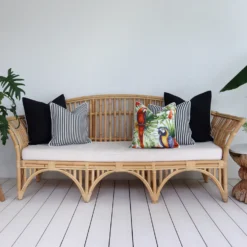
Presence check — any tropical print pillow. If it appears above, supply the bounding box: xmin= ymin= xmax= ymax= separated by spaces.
xmin=131 ymin=102 xmax=179 ymax=149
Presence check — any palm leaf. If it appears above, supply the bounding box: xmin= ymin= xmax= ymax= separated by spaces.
xmin=0 ymin=68 xmax=25 ymax=99
xmin=243 ymin=122 xmax=247 ymax=132
xmin=0 ymin=69 xmax=25 ymax=145
xmin=220 ymin=66 xmax=247 ymax=92
xmin=0 ymin=115 xmax=9 ymax=145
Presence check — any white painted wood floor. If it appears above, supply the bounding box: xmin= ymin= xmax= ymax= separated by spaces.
xmin=0 ymin=178 xmax=246 ymax=247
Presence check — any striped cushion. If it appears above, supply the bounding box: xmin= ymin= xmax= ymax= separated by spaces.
xmin=148 ymin=101 xmax=195 ymax=145
xmin=49 ymin=103 xmax=91 ymax=146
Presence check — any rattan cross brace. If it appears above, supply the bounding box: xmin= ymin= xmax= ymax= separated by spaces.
xmin=7 ymin=94 xmax=246 ymax=203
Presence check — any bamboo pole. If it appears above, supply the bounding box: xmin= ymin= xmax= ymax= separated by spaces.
xmin=159 ymin=170 xmax=163 ymax=185
xmin=79 ymin=170 xmax=82 ymax=185
xmin=119 ymin=99 xmax=122 ymax=141
xmin=114 ymin=98 xmax=117 ymax=141
xmin=90 ymin=100 xmax=92 ymax=139
xmin=94 ymin=99 xmax=97 ymax=141
xmin=109 ymin=99 xmax=112 ymax=141
xmin=91 ymin=170 xmax=95 ymax=183
xmin=219 ymin=168 xmax=222 ymax=186
xmin=147 ymin=171 xmax=151 ymax=185
xmin=104 ymin=99 xmax=107 ymax=142
xmin=124 ymin=99 xmax=127 ymax=140
xmin=100 ymin=99 xmax=102 ymax=142
xmin=129 ymin=99 xmax=132 ymax=139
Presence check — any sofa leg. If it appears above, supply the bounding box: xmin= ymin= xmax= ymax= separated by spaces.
xmin=18 ymin=190 xmax=24 ymax=200
xmin=202 ymin=173 xmax=209 ymax=183
xmin=152 ymin=198 xmax=158 ymax=204
xmin=222 ymin=193 xmax=228 ymax=203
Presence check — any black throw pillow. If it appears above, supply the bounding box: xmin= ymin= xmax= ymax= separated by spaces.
xmin=23 ymin=94 xmax=66 ymax=145
xmin=164 ymin=91 xmax=213 ymax=142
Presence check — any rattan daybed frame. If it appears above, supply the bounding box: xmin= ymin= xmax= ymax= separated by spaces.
xmin=7 ymin=94 xmax=245 ymax=203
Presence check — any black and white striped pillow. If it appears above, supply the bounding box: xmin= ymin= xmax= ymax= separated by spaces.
xmin=49 ymin=102 xmax=91 ymax=146
xmin=148 ymin=101 xmax=195 ymax=145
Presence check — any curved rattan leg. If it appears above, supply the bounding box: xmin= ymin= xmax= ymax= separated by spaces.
xmin=157 ymin=168 xmax=227 ymax=203
xmin=19 ymin=168 xmax=87 ymax=201
xmin=222 ymin=192 xmax=228 ymax=202
xmin=18 ymin=190 xmax=24 ymax=200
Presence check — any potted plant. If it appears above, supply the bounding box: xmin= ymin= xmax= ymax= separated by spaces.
xmin=0 ymin=69 xmax=25 ymax=145
xmin=221 ymin=66 xmax=247 ymax=130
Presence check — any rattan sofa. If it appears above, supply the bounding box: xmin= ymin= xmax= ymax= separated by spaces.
xmin=7 ymin=94 xmax=245 ymax=203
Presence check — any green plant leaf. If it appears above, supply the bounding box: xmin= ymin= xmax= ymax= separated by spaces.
xmin=0 ymin=115 xmax=9 ymax=145
xmin=243 ymin=122 xmax=247 ymax=133
xmin=0 ymin=68 xmax=25 ymax=100
xmin=0 ymin=69 xmax=25 ymax=145
xmin=220 ymin=66 xmax=247 ymax=92
xmin=0 ymin=92 xmax=4 ymax=104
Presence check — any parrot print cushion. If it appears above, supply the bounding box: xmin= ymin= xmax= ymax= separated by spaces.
xmin=131 ymin=102 xmax=179 ymax=149
xmin=148 ymin=101 xmax=195 ymax=145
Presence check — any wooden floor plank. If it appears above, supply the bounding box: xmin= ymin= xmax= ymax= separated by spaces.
xmin=0 ymin=179 xmax=246 ymax=246
xmin=161 ymin=182 xmax=206 ymax=247
xmin=36 ymin=185 xmax=81 ymax=247
xmin=146 ymin=184 xmax=181 ymax=247
xmin=228 ymin=179 xmax=240 ymax=187
xmin=0 ymin=180 xmax=55 ymax=246
xmin=61 ymin=185 xmax=100 ymax=247
xmin=130 ymin=180 xmax=157 ymax=247
xmin=172 ymin=180 xmax=230 ymax=247
xmin=109 ymin=180 xmax=133 ymax=247
xmin=0 ymin=178 xmax=8 ymax=185
xmin=85 ymin=180 xmax=115 ymax=247
xmin=1 ymin=178 xmax=16 ymax=193
xmin=186 ymin=180 xmax=247 ymax=246
xmin=201 ymin=180 xmax=247 ymax=234
xmin=0 ymin=180 xmax=46 ymax=232
xmin=13 ymin=181 xmax=72 ymax=247
xmin=0 ymin=185 xmax=17 ymax=213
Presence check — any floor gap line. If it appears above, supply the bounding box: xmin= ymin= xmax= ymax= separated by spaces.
xmin=35 ymin=181 xmax=73 ymax=247
xmin=59 ymin=193 xmax=82 ymax=247
xmin=0 ymin=180 xmax=48 ymax=234
xmin=185 ymin=181 xmax=232 ymax=246
xmin=108 ymin=181 xmax=116 ymax=247
xmin=170 ymin=181 xmax=207 ymax=247
xmin=0 ymin=196 xmax=17 ymax=214
xmin=84 ymin=182 xmax=101 ymax=247
xmin=160 ymin=186 xmax=183 ymax=247
xmin=12 ymin=181 xmax=61 ymax=247
xmin=198 ymin=180 xmax=247 ymax=236
xmin=0 ymin=179 xmax=10 ymax=186
xmin=128 ymin=180 xmax=134 ymax=247
xmin=143 ymin=185 xmax=158 ymax=247
xmin=3 ymin=183 xmax=17 ymax=195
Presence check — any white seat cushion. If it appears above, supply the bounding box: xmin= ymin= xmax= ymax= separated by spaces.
xmin=22 ymin=141 xmax=222 ymax=162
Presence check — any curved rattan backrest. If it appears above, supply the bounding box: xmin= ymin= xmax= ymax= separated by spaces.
xmin=66 ymin=94 xmax=163 ymax=142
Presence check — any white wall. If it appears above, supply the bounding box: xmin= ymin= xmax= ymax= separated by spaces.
xmin=0 ymin=0 xmax=246 ymax=178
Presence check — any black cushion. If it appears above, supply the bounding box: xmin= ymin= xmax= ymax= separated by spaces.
xmin=23 ymin=95 xmax=66 ymax=145
xmin=164 ymin=91 xmax=213 ymax=142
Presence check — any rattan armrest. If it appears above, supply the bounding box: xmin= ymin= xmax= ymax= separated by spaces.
xmin=211 ymin=111 xmax=246 ymax=160
xmin=7 ymin=116 xmax=29 ymax=157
